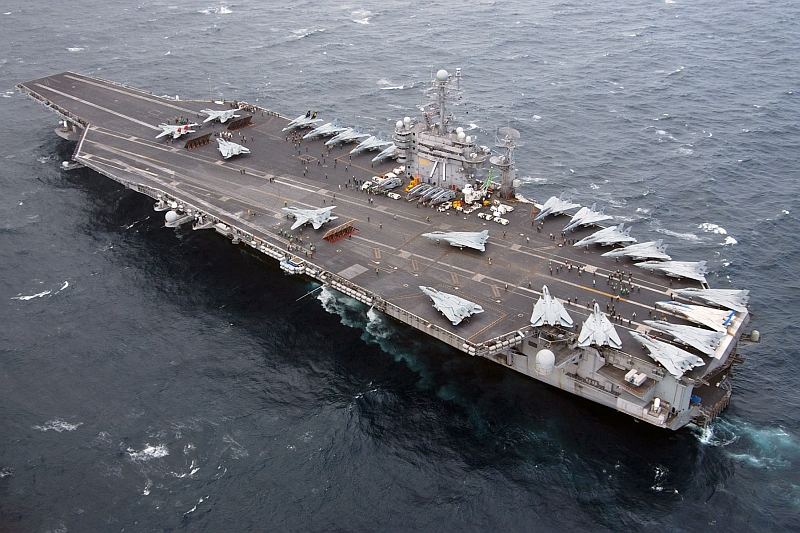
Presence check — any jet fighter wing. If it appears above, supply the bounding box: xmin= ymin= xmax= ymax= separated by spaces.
xmin=421 ymin=230 xmax=489 ymax=252
xmin=629 ymin=331 xmax=706 ymax=378
xmin=530 ymin=285 xmax=573 ymax=327
xmin=282 ymin=206 xmax=338 ymax=230
xmin=420 ymin=286 xmax=484 ymax=326
xmin=578 ymin=303 xmax=622 ymax=349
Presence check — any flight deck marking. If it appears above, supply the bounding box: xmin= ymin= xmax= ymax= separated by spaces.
xmin=472 ymin=274 xmax=485 ymax=282
xmin=492 ymin=285 xmax=501 ymax=299
xmin=62 ymin=74 xmax=201 ymax=115
xmin=411 ymin=259 xmax=419 ymax=272
xmin=374 ymin=248 xmax=382 ymax=260
xmin=451 ymin=273 xmax=459 ymax=286
xmin=33 ymin=83 xmax=160 ymax=131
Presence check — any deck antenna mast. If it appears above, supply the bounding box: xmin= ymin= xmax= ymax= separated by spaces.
xmin=490 ymin=124 xmax=521 ymax=199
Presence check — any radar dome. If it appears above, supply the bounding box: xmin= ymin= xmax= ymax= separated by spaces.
xmin=534 ymin=349 xmax=555 ymax=375
xmin=396 ymin=120 xmax=403 ymax=130
xmin=457 ymin=132 xmax=466 ymax=141
xmin=436 ymin=69 xmax=449 ymax=81
xmin=403 ymin=116 xmax=411 ymax=126
xmin=165 ymin=210 xmax=180 ymax=223
xmin=465 ymin=135 xmax=472 ymax=144
xmin=456 ymin=127 xmax=464 ymax=134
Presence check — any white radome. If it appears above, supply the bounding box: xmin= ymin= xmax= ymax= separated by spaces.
xmin=534 ymin=349 xmax=555 ymax=375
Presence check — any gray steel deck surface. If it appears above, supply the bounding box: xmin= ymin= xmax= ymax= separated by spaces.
xmin=20 ymin=72 xmax=709 ymax=368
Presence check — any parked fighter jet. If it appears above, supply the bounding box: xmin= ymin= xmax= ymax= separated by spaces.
xmin=643 ymin=320 xmax=724 ymax=356
xmin=282 ymin=111 xmax=323 ymax=131
xmin=578 ymin=303 xmax=622 ymax=349
xmin=156 ymin=123 xmax=199 ymax=139
xmin=350 ymin=133 xmax=393 ymax=155
xmin=535 ymin=192 xmax=580 ymax=220
xmin=372 ymin=144 xmax=399 ymax=163
xmin=325 ymin=126 xmax=370 ymax=147
xmin=563 ymin=203 xmax=613 ymax=231
xmin=216 ymin=138 xmax=250 ymax=159
xmin=671 ymin=288 xmax=749 ymax=312
xmin=530 ymin=285 xmax=574 ymax=328
xmin=629 ymin=331 xmax=706 ymax=379
xmin=655 ymin=301 xmax=735 ymax=332
xmin=201 ymin=109 xmax=240 ymax=123
xmin=420 ymin=286 xmax=484 ymax=326
xmin=421 ymin=230 xmax=489 ymax=252
xmin=602 ymin=240 xmax=672 ymax=261
xmin=281 ymin=205 xmax=338 ymax=230
xmin=302 ymin=119 xmax=348 ymax=140
xmin=573 ymin=223 xmax=637 ymax=247
xmin=635 ymin=260 xmax=708 ymax=283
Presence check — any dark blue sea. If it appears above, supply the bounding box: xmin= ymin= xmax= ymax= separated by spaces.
xmin=1 ymin=1 xmax=799 ymax=531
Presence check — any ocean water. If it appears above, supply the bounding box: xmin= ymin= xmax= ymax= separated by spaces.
xmin=1 ymin=0 xmax=799 ymax=530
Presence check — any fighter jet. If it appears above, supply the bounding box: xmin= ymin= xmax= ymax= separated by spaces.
xmin=535 ymin=192 xmax=580 ymax=220
xmin=655 ymin=301 xmax=735 ymax=332
xmin=201 ymin=109 xmax=240 ymax=123
xmin=563 ymin=203 xmax=613 ymax=232
xmin=420 ymin=286 xmax=484 ymax=326
xmin=421 ymin=230 xmax=489 ymax=252
xmin=281 ymin=205 xmax=338 ymax=230
xmin=350 ymin=133 xmax=393 ymax=155
xmin=372 ymin=144 xmax=399 ymax=163
xmin=629 ymin=331 xmax=706 ymax=379
xmin=643 ymin=320 xmax=724 ymax=356
xmin=573 ymin=223 xmax=637 ymax=247
xmin=302 ymin=119 xmax=348 ymax=140
xmin=530 ymin=285 xmax=574 ymax=328
xmin=156 ymin=123 xmax=199 ymax=139
xmin=216 ymin=138 xmax=250 ymax=159
xmin=671 ymin=288 xmax=750 ymax=312
xmin=282 ymin=111 xmax=323 ymax=132
xmin=578 ymin=303 xmax=622 ymax=349
xmin=635 ymin=260 xmax=708 ymax=283
xmin=324 ymin=126 xmax=371 ymax=147
xmin=602 ymin=240 xmax=672 ymax=261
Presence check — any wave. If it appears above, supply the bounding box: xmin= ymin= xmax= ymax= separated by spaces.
xmin=696 ymin=417 xmax=800 ymax=469
xmin=199 ymin=6 xmax=232 ymax=15
xmin=698 ymin=222 xmax=728 ymax=235
xmin=33 ymin=418 xmax=82 ymax=432
xmin=655 ymin=228 xmax=702 ymax=242
xmin=12 ymin=290 xmax=51 ymax=300
xmin=289 ymin=28 xmax=325 ymax=40
xmin=317 ymin=287 xmax=435 ymax=388
xmin=67 ymin=47 xmax=84 ymax=52
xmin=127 ymin=444 xmax=169 ymax=462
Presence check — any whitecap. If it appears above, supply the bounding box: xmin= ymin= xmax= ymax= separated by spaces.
xmin=722 ymin=236 xmax=738 ymax=246
xmin=33 ymin=418 xmax=82 ymax=432
xmin=127 ymin=444 xmax=169 ymax=461
xmin=656 ymin=228 xmax=701 ymax=242
xmin=67 ymin=47 xmax=84 ymax=52
xmin=1 ymin=90 xmax=15 ymax=98
xmin=532 ymin=115 xmax=541 ymax=121
xmin=698 ymin=222 xmax=727 ymax=234
xmin=12 ymin=290 xmax=51 ymax=301
xmin=590 ymin=183 xmax=600 ymax=190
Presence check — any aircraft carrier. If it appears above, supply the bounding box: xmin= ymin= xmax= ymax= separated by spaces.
xmin=17 ymin=70 xmax=753 ymax=430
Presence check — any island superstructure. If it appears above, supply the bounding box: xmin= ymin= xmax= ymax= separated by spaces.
xmin=17 ymin=70 xmax=752 ymax=430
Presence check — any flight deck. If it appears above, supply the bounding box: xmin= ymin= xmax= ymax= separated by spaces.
xmin=18 ymin=71 xmax=750 ymax=430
